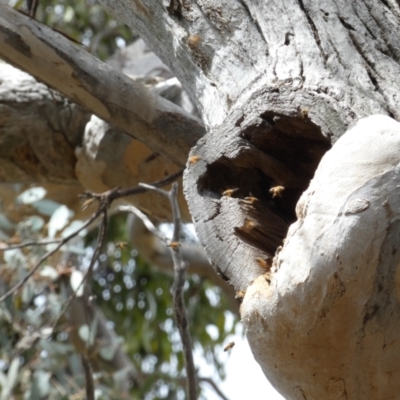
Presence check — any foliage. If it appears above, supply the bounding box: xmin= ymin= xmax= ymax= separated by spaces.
xmin=0 ymin=188 xmax=237 ymax=399
xmin=13 ymin=0 xmax=136 ymax=59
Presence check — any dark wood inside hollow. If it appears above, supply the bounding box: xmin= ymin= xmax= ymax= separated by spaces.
xmin=198 ymin=113 xmax=331 ymax=259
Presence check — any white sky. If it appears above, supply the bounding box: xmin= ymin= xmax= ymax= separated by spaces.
xmin=197 ymin=323 xmax=284 ymax=400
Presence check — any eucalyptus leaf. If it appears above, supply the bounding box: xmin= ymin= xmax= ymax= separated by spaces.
xmin=89 ymin=315 xmax=99 ymax=347
xmin=78 ymin=324 xmax=90 ymax=344
xmin=31 ymin=370 xmax=51 ymax=397
xmin=3 ymin=249 xmax=26 ymax=270
xmin=0 ymin=213 xmax=15 ymax=231
xmin=70 ymin=270 xmax=85 ymax=297
xmin=61 ymin=220 xmax=87 ymax=238
xmin=16 ymin=187 xmax=46 ymax=205
xmin=21 ymin=282 xmax=35 ymax=305
xmin=48 ymin=205 xmax=74 ymax=238
xmin=0 ymin=357 xmax=20 ymax=400
xmin=31 ymin=199 xmax=61 ymax=216
xmin=99 ymin=342 xmax=118 ymax=361
xmin=40 ymin=266 xmax=59 ymax=280
xmin=24 ymin=216 xmax=45 ymax=232
xmin=0 ymin=371 xmax=6 ymax=390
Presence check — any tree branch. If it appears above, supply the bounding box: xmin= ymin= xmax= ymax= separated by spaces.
xmin=140 ymin=182 xmax=198 ymax=400
xmin=81 ymin=354 xmax=95 ymax=400
xmin=0 ymin=4 xmax=205 ymax=166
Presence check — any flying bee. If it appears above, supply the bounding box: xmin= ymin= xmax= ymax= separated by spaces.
xmin=269 ymin=186 xmax=285 ymax=198
xmin=224 ymin=341 xmax=235 ymax=352
xmin=235 ymin=290 xmax=246 ymax=301
xmin=116 ymin=242 xmax=128 ymax=250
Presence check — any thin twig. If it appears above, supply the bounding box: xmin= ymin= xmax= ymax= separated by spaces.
xmin=140 ymin=182 xmax=198 ymax=400
xmin=0 ymin=238 xmax=61 ymax=251
xmin=1 ymin=170 xmax=183 ymax=304
xmin=0 ymin=209 xmax=103 ymax=303
xmin=199 ymin=377 xmax=230 ymax=400
xmin=50 ymin=213 xmax=107 ymax=331
xmin=115 ymin=205 xmax=167 ymax=242
xmin=169 ymin=183 xmax=198 ymax=400
xmin=81 ymin=169 xmax=183 ymax=203
xmin=81 ymin=354 xmax=95 ymax=400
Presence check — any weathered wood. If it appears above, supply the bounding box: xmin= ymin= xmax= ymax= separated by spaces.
xmin=241 ymin=115 xmax=400 ymax=399
xmin=0 ymin=4 xmax=204 ymax=167
xmin=97 ymin=0 xmax=400 ymax=397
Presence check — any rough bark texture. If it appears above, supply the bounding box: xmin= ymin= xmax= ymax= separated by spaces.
xmin=0 ymin=63 xmax=190 ymax=221
xmin=4 ymin=0 xmax=400 ymax=397
xmin=98 ymin=0 xmax=400 ymax=289
xmin=242 ymin=115 xmax=400 ymax=399
xmin=0 ymin=4 xmax=204 ymax=167
xmin=95 ymin=0 xmax=400 ymax=397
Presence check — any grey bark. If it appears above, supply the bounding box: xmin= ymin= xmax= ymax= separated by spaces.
xmin=95 ymin=0 xmax=400 ymax=398
xmin=0 ymin=5 xmax=204 ymax=167
xmin=3 ymin=0 xmax=400 ymax=397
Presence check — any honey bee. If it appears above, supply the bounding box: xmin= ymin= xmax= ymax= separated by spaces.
xmin=168 ymin=241 xmax=181 ymax=250
xmin=269 ymin=186 xmax=285 ymax=198
xmin=116 ymin=242 xmax=128 ymax=250
xmin=255 ymin=257 xmax=272 ymax=270
xmin=187 ymin=34 xmax=202 ymax=49
xmin=235 ymin=290 xmax=246 ymax=301
xmin=188 ymin=155 xmax=201 ymax=165
xmin=222 ymin=188 xmax=239 ymax=197
xmin=243 ymin=196 xmax=259 ymax=205
xmin=300 ymin=107 xmax=309 ymax=119
xmin=242 ymin=219 xmax=256 ymax=232
xmin=223 ymin=341 xmax=235 ymax=352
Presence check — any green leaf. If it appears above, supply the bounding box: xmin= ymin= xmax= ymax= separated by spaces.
xmin=70 ymin=270 xmax=85 ymax=297
xmin=48 ymin=205 xmax=74 ymax=238
xmin=78 ymin=325 xmax=90 ymax=345
xmin=40 ymin=266 xmax=59 ymax=280
xmin=99 ymin=342 xmax=118 ymax=361
xmin=16 ymin=187 xmax=46 ymax=205
xmin=0 ymin=357 xmax=20 ymax=400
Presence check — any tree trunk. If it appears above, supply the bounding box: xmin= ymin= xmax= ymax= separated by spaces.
xmin=97 ymin=0 xmax=400 ymax=398
xmin=4 ymin=0 xmax=400 ymax=397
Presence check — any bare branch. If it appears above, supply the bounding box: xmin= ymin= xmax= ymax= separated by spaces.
xmin=1 ymin=171 xmax=182 ymax=304
xmin=81 ymin=354 xmax=95 ymax=400
xmin=0 ymin=238 xmax=62 ymax=250
xmin=0 ymin=5 xmax=204 ymax=166
xmin=199 ymin=377 xmax=230 ymax=400
xmin=141 ymin=181 xmax=198 ymax=399
xmin=0 ymin=209 xmax=102 ymax=302
xmin=116 ymin=205 xmax=167 ymax=242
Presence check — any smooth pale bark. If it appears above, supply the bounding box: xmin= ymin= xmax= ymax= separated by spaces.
xmin=242 ymin=115 xmax=400 ymax=399
xmin=0 ymin=4 xmax=204 ymax=167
